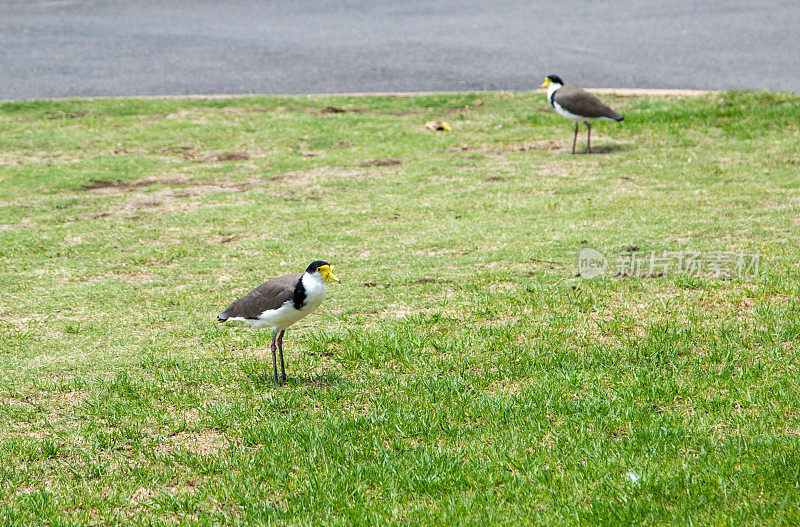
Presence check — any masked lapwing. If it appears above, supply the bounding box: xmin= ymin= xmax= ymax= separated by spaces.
xmin=540 ymin=74 xmax=624 ymax=154
xmin=218 ymin=261 xmax=340 ymax=385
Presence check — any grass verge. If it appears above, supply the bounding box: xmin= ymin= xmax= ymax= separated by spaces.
xmin=1 ymin=90 xmax=799 ymax=524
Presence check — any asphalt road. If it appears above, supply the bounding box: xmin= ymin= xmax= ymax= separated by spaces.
xmin=1 ymin=0 xmax=798 ymax=100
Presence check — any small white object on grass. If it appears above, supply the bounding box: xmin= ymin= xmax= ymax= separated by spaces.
xmin=626 ymin=470 xmax=641 ymax=484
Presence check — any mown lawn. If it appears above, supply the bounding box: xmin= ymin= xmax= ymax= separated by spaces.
xmin=1 ymin=90 xmax=799 ymax=525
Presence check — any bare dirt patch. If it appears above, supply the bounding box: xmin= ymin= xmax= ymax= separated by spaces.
xmin=78 ymin=175 xmax=268 ymax=217
xmin=0 ymin=220 xmax=38 ymax=231
xmin=384 ymin=304 xmax=461 ymax=319
xmin=136 ymin=114 xmax=167 ymax=120
xmin=446 ymin=140 xmax=565 ymax=154
xmin=356 ymin=158 xmax=402 ymax=167
xmin=81 ymin=174 xmax=255 ymax=194
xmin=321 ymin=105 xmax=348 ymax=114
xmin=277 ymin=166 xmax=378 ymax=186
xmin=223 ymin=106 xmax=267 ymax=114
xmin=44 ymin=111 xmax=86 ymax=120
xmin=130 ymin=487 xmax=157 ymax=505
xmin=310 ymin=105 xmax=369 ymax=115
xmin=104 ymin=145 xmax=150 ymax=156
xmin=172 ymin=147 xmax=251 ymax=163
xmin=2 ymin=390 xmax=87 ymax=439
xmin=159 ymin=144 xmax=287 ymax=163
xmin=78 ymin=166 xmax=376 ymax=216
xmin=391 ymin=109 xmax=422 ymax=116
xmin=215 ymin=150 xmax=250 ymax=161
xmin=164 ymin=109 xmax=205 ymax=122
xmin=158 ymin=429 xmax=228 ymax=456
xmin=447 ymin=138 xmax=627 ymax=155
xmin=443 ymin=99 xmax=483 ymax=114
xmin=81 ymin=178 xmax=134 ymax=191
xmin=54 ymin=390 xmax=86 ymax=409
xmin=211 ymin=233 xmax=239 ymax=244
xmin=0 ymin=152 xmax=81 ymax=166
xmin=413 ymin=278 xmax=453 ymax=284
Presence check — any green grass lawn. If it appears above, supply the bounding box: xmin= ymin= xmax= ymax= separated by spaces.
xmin=1 ymin=89 xmax=799 ymax=525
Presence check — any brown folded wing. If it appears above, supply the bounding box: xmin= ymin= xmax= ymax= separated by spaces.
xmin=554 ymin=86 xmax=623 ymax=120
xmin=219 ymin=273 xmax=301 ymax=320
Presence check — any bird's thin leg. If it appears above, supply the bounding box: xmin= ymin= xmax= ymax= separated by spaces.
xmin=571 ymin=122 xmax=579 ymax=154
xmin=277 ymin=330 xmax=287 ymax=384
xmin=585 ymin=122 xmax=592 ymax=154
xmin=271 ymin=329 xmax=279 ymax=384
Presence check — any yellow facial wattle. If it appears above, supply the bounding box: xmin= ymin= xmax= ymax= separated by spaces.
xmin=318 ymin=264 xmax=341 ymax=284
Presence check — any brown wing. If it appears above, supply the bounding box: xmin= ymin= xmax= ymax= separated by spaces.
xmin=554 ymin=86 xmax=623 ymax=121
xmin=218 ymin=273 xmax=301 ymax=320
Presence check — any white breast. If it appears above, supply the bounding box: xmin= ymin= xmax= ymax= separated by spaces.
xmin=553 ymin=101 xmax=587 ymax=122
xmin=299 ymin=272 xmax=327 ymax=313
xmin=548 ymin=84 xmax=585 ymax=121
xmin=248 ymin=273 xmax=327 ymax=331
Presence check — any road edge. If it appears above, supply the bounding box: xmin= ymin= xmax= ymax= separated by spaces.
xmin=0 ymin=88 xmax=714 ymax=104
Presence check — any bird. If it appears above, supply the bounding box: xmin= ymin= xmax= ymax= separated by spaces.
xmin=540 ymin=74 xmax=624 ymax=154
xmin=218 ymin=260 xmax=340 ymax=385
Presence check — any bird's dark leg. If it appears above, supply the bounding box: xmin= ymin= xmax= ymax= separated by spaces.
xmin=585 ymin=122 xmax=592 ymax=154
xmin=271 ymin=329 xmax=279 ymax=384
xmin=571 ymin=122 xmax=579 ymax=154
xmin=277 ymin=330 xmax=287 ymax=384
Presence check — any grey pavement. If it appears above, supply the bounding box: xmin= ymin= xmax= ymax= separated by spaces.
xmin=1 ymin=0 xmax=798 ymax=100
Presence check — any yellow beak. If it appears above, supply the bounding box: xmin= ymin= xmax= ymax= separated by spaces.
xmin=540 ymin=78 xmax=550 ymax=88
xmin=326 ymin=266 xmax=341 ymax=284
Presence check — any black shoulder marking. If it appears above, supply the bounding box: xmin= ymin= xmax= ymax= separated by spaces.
xmin=292 ymin=276 xmax=306 ymax=309
xmin=548 ymin=87 xmax=559 ymax=108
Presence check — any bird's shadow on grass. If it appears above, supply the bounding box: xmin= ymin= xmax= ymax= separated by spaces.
xmin=290 ymin=372 xmax=343 ymax=388
xmin=244 ymin=370 xmax=343 ymax=390
xmin=580 ymin=143 xmax=631 ymax=154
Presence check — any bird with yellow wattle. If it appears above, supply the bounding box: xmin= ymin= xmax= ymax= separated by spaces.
xmin=218 ymin=260 xmax=340 ymax=385
xmin=540 ymin=74 xmax=624 ymax=154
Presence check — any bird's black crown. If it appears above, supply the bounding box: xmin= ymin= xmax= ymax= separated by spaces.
xmin=306 ymin=260 xmax=331 ymax=274
xmin=546 ymin=74 xmax=565 ymax=85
